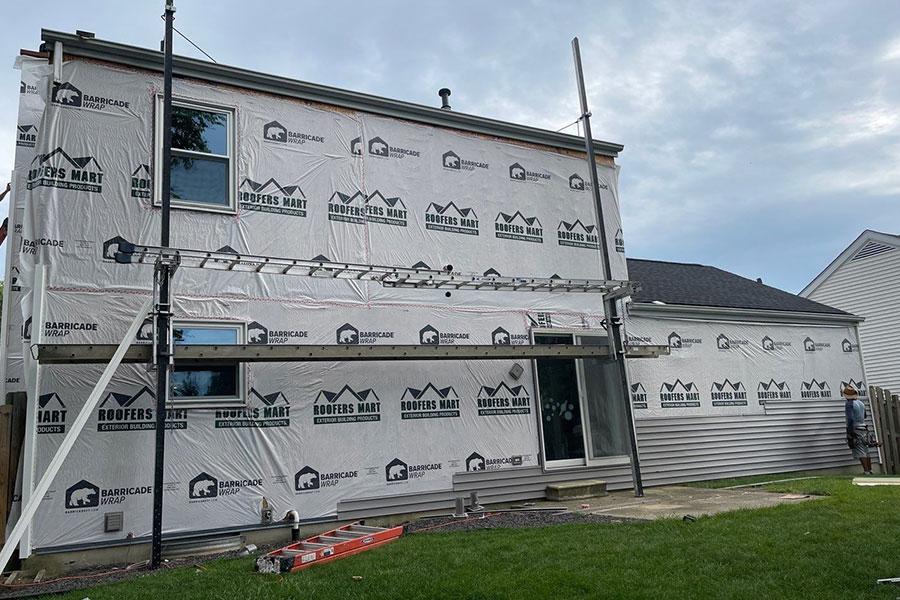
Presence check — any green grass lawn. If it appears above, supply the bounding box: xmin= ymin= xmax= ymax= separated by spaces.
xmin=34 ymin=475 xmax=900 ymax=599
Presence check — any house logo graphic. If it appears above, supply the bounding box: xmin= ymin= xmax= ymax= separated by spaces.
xmin=840 ymin=378 xmax=867 ymax=398
xmin=131 ymin=165 xmax=152 ymax=198
xmin=22 ymin=317 xmax=32 ymax=342
xmin=466 ymin=452 xmax=486 ymax=471
xmin=37 ymin=392 xmax=68 ymax=434
xmin=102 ymin=236 xmax=130 ymax=262
xmin=717 ymin=334 xmax=730 ymax=350
xmin=800 ymin=379 xmax=832 ymax=399
xmin=557 ymin=220 xmax=599 ymax=250
xmin=568 ymin=173 xmax=586 ymax=191
xmin=263 ymin=120 xmax=287 ymax=142
xmin=51 ymin=82 xmax=82 ymax=107
xmin=507 ymin=162 xmax=549 ymax=183
xmin=97 ymin=385 xmax=187 ymax=432
xmin=135 ymin=318 xmax=153 ymax=342
xmin=659 ymin=379 xmax=701 ymax=407
xmin=491 ymin=327 xmax=511 ymax=345
xmin=419 ymin=325 xmax=439 ymax=345
xmin=710 ymin=379 xmax=748 ymax=406
xmin=443 ymin=151 xmax=460 ymax=169
xmin=313 ymin=384 xmax=382 ymax=424
xmin=757 ymin=379 xmax=791 ymax=403
xmin=239 ymin=177 xmax=307 ymax=217
xmin=385 ymin=458 xmax=408 ymax=482
xmin=630 ymin=383 xmax=648 ymax=409
xmin=614 ymin=228 xmax=625 ymax=253
xmin=27 ymin=147 xmax=104 ymax=193
xmin=336 ymin=323 xmax=359 ymax=345
xmin=65 ymin=479 xmax=99 ymax=510
xmin=16 ymin=124 xmax=37 ymax=148
xmin=668 ymin=331 xmax=701 ymax=349
xmin=295 ymin=466 xmax=320 ymax=491
xmin=495 ymin=211 xmax=543 ymax=244
xmin=351 ymin=136 xmax=419 ymax=159
xmin=762 ymin=336 xmax=775 ymax=351
xmin=369 ymin=137 xmax=389 ymax=156
xmin=668 ymin=332 xmax=682 ymax=348
xmin=400 ymin=383 xmax=461 ymax=419
xmin=804 ymin=337 xmax=816 ymax=352
xmin=263 ymin=120 xmax=324 ymax=145
xmin=424 ymin=202 xmax=479 ymax=236
xmin=841 ymin=338 xmax=856 ymax=353
xmin=483 ymin=267 xmax=502 ymax=277
xmin=215 ymin=388 xmax=290 ymax=429
xmin=189 ymin=472 xmax=218 ymax=500
xmin=476 ymin=382 xmax=531 ymax=416
xmin=350 ymin=137 xmax=363 ymax=155
xmin=249 ymin=321 xmax=269 ymax=344
xmin=327 ymin=191 xmax=407 ymax=227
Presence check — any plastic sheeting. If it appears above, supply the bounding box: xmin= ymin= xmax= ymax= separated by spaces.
xmin=7 ymin=57 xmax=625 ymax=549
xmin=626 ymin=315 xmax=866 ymax=417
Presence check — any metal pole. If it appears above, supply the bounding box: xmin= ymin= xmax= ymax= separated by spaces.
xmin=571 ymin=37 xmax=644 ymax=496
xmin=151 ymin=0 xmax=176 ymax=569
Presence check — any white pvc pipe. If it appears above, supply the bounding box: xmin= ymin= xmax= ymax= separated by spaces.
xmin=286 ymin=510 xmax=300 ymax=541
xmin=0 ymin=296 xmax=153 ymax=575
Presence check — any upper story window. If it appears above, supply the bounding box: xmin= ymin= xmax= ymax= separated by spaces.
xmin=170 ymin=321 xmax=245 ymax=408
xmin=155 ymin=98 xmax=235 ymax=213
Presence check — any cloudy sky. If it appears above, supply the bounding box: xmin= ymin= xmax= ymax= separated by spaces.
xmin=1 ymin=1 xmax=897 ymax=292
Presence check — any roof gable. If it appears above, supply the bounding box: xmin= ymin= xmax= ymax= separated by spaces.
xmin=800 ymin=230 xmax=900 ymax=296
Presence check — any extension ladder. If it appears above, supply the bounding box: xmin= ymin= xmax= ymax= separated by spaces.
xmin=255 ymin=521 xmax=404 ymax=574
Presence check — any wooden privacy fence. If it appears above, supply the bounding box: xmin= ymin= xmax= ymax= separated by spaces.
xmin=869 ymin=386 xmax=900 ymax=475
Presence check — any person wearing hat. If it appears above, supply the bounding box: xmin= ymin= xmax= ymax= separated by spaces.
xmin=844 ymin=386 xmax=873 ymax=474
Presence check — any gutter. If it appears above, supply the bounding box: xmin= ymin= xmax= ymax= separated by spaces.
xmin=40 ymin=29 xmax=624 ymax=157
xmin=628 ymin=302 xmax=864 ymax=325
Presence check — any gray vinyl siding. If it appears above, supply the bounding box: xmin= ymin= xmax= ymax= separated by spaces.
xmin=806 ymin=248 xmax=900 ymax=391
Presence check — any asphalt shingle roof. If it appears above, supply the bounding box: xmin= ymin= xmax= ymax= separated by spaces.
xmin=626 ymin=258 xmax=850 ymax=315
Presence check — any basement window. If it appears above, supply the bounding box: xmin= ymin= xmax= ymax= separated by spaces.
xmin=155 ymin=98 xmax=235 ymax=213
xmin=170 ymin=321 xmax=245 ymax=408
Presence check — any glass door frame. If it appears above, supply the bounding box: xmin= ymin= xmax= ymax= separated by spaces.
xmin=531 ymin=328 xmax=632 ymax=471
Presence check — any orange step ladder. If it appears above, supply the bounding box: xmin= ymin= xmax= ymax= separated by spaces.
xmin=255 ymin=521 xmax=404 ymax=574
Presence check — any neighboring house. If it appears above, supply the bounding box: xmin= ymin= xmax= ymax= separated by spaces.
xmin=800 ymin=230 xmax=900 ymax=392
xmin=624 ymin=258 xmax=870 ymax=485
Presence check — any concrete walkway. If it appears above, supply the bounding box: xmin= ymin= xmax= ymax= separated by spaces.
xmin=500 ymin=485 xmax=819 ymax=520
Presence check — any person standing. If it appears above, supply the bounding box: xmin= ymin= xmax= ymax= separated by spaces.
xmin=844 ymin=386 xmax=873 ymax=474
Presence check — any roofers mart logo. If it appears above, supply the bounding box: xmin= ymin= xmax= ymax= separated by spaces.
xmin=328 ymin=191 xmax=408 ymax=227
xmin=508 ymin=162 xmax=550 ymax=183
xmin=188 ymin=472 xmax=262 ymax=502
xmin=630 ymin=383 xmax=648 ymax=409
xmin=37 ymin=392 xmax=68 ymax=434
xmin=131 ymin=165 xmax=151 ymax=198
xmin=262 ymin=120 xmax=325 ymax=145
xmin=64 ymin=479 xmax=150 ymax=513
xmin=476 ymin=382 xmax=531 ymax=416
xmin=716 ymin=333 xmax=749 ymax=350
xmin=97 ymin=385 xmax=187 ymax=432
xmin=424 ymin=202 xmax=479 ymax=235
xmin=557 ymin=220 xmax=599 ymax=249
xmin=841 ymin=378 xmax=867 ymax=398
xmin=385 ymin=457 xmax=441 ymax=484
xmin=248 ymin=320 xmax=308 ymax=344
xmin=710 ymin=379 xmax=747 ymax=406
xmin=803 ymin=337 xmax=830 ymax=352
xmin=313 ymin=384 xmax=381 ymax=424
xmin=17 ymin=124 xmax=37 ymax=148
xmin=801 ymin=379 xmax=832 ymax=399
xmin=761 ymin=335 xmax=791 ymax=351
xmin=215 ymin=388 xmax=290 ymax=429
xmin=441 ymin=150 xmax=489 ymax=172
xmin=401 ymin=383 xmax=460 ymax=419
xmin=419 ymin=324 xmax=470 ymax=346
xmin=239 ymin=177 xmax=307 ymax=217
xmin=659 ymin=380 xmax=701 ymax=407
xmin=668 ymin=332 xmax=701 ymax=349
xmin=27 ymin=148 xmax=103 ymax=193
xmin=294 ymin=466 xmax=359 ymax=493
xmin=51 ymin=81 xmax=130 ymax=112
xmin=336 ymin=322 xmax=394 ymax=345
xmin=351 ymin=136 xmax=420 ymax=160
xmin=757 ymin=380 xmax=791 ymax=403
xmin=495 ymin=211 xmax=543 ymax=243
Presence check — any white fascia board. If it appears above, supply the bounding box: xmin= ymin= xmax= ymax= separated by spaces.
xmin=628 ymin=302 xmax=863 ymax=325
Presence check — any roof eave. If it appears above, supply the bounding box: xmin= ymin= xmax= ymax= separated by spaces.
xmin=628 ymin=301 xmax=863 ymax=325
xmin=41 ymin=29 xmax=624 ymax=158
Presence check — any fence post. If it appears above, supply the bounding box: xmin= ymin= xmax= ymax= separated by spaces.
xmin=890 ymin=394 xmax=900 ymax=476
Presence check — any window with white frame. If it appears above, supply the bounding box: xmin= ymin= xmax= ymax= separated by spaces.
xmin=170 ymin=321 xmax=245 ymax=407
xmin=155 ymin=98 xmax=235 ymax=212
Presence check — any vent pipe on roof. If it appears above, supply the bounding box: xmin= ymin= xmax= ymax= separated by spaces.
xmin=756 ymin=278 xmax=763 ymax=284
xmin=438 ymin=88 xmax=452 ymax=110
